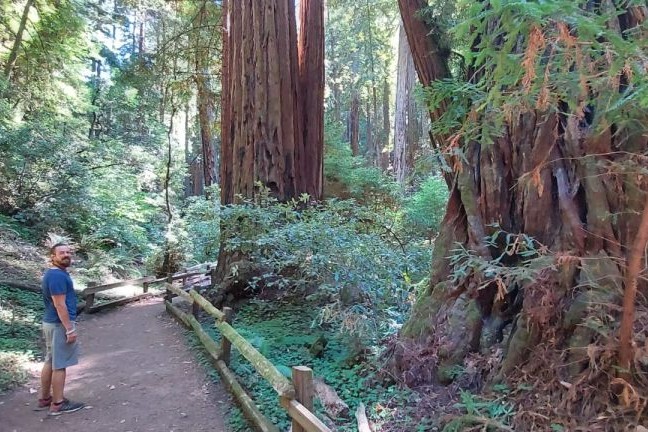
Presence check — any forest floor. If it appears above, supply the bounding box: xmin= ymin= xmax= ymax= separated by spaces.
xmin=0 ymin=296 xmax=232 ymax=432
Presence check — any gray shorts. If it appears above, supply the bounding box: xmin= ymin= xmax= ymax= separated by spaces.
xmin=42 ymin=322 xmax=79 ymax=370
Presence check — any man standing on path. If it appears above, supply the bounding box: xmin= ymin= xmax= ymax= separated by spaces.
xmin=36 ymin=243 xmax=85 ymax=416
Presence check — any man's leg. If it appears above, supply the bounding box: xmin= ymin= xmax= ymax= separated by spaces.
xmin=47 ymin=324 xmax=83 ymax=415
xmin=51 ymin=368 xmax=66 ymax=403
xmin=40 ymin=361 xmax=52 ymax=400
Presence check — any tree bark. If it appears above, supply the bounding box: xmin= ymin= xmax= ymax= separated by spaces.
xmin=194 ymin=3 xmax=217 ymax=192
xmin=3 ymin=0 xmax=35 ymax=81
xmin=220 ymin=0 xmax=233 ymax=204
xmin=365 ymin=99 xmax=372 ymax=161
xmin=297 ymin=0 xmax=325 ymax=200
xmin=381 ymin=78 xmax=390 ymax=170
xmin=184 ymin=101 xmax=192 ymax=198
xmin=393 ymin=21 xmax=417 ymax=184
xmin=393 ymin=0 xmax=648 ymax=399
xmin=349 ymin=92 xmax=360 ymax=156
xmin=221 ymin=0 xmax=301 ymax=204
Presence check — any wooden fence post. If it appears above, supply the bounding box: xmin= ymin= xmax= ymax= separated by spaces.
xmin=143 ymin=281 xmax=149 ymax=293
xmin=220 ymin=307 xmax=234 ymax=365
xmin=292 ymin=366 xmax=314 ymax=432
xmin=192 ymin=298 xmax=200 ymax=318
xmin=85 ymin=282 xmax=96 ymax=313
xmin=165 ymin=274 xmax=173 ymax=301
xmin=210 ymin=267 xmax=217 ymax=289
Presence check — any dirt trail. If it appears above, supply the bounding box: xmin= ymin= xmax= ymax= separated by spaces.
xmin=0 ymin=297 xmax=231 ymax=432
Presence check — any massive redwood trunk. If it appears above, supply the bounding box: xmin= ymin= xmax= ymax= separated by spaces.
xmin=393 ymin=3 xmax=648 ymax=425
xmin=216 ymin=0 xmax=324 ymax=302
xmin=220 ymin=0 xmax=301 ymax=204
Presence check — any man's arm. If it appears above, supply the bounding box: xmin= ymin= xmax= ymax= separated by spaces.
xmin=51 ymin=294 xmax=77 ymax=343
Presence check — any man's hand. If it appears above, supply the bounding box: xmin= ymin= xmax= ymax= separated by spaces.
xmin=66 ymin=329 xmax=77 ymax=344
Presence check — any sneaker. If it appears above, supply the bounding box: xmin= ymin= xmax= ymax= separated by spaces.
xmin=48 ymin=399 xmax=85 ymax=416
xmin=33 ymin=396 xmax=52 ymax=411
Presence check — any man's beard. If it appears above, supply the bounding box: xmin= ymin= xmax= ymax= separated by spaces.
xmin=55 ymin=258 xmax=71 ymax=268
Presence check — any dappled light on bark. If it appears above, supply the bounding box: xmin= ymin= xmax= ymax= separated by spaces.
xmin=390 ymin=2 xmax=648 ymax=427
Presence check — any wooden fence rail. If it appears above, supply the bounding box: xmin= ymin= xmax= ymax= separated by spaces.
xmin=82 ymin=264 xmax=212 ymax=314
xmin=164 ymin=284 xmax=332 ymax=432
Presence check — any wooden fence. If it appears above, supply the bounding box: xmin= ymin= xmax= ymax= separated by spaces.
xmin=164 ymin=283 xmax=332 ymax=432
xmin=82 ymin=264 xmax=213 ymax=314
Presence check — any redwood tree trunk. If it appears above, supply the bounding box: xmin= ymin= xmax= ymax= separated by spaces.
xmin=195 ymin=75 xmax=217 ymax=189
xmin=217 ymin=0 xmax=324 ymax=301
xmin=393 ymin=1 xmax=648 ymax=409
xmin=194 ymin=3 xmax=218 ymax=191
xmin=220 ymin=0 xmax=233 ymax=203
xmin=365 ymin=99 xmax=372 ymax=161
xmin=221 ymin=0 xmax=301 ymax=204
xmin=297 ymin=0 xmax=325 ymax=200
xmin=349 ymin=92 xmax=360 ymax=156
xmin=393 ymin=21 xmax=417 ymax=184
xmin=380 ymin=78 xmax=390 ymax=171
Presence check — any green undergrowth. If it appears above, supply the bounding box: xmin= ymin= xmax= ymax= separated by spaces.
xmin=195 ymin=299 xmax=416 ymax=432
xmin=0 ymin=285 xmax=43 ymax=393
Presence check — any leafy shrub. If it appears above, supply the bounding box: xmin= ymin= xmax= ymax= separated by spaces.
xmin=0 ymin=286 xmax=43 ymax=393
xmin=220 ymin=193 xmax=431 ymax=342
xmin=182 ymin=185 xmax=221 ymax=263
xmin=403 ymin=175 xmax=449 ymax=237
xmin=324 ymin=124 xmax=400 ymax=209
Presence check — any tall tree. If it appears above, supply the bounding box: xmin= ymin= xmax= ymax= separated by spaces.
xmin=217 ymin=0 xmax=325 ymax=300
xmin=380 ymin=78 xmax=390 ymax=170
xmin=221 ymin=0 xmax=300 ymax=204
xmin=193 ymin=1 xmax=219 ymax=191
xmin=349 ymin=91 xmax=360 ymax=156
xmin=220 ymin=0 xmax=324 ymax=204
xmin=2 ymin=0 xmax=35 ymax=82
xmin=393 ymin=0 xmax=648 ymax=407
xmin=393 ymin=20 xmax=417 ymax=184
xmin=297 ymin=0 xmax=325 ymax=200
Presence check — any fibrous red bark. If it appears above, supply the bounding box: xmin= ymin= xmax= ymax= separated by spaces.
xmin=393 ymin=1 xmax=648 ymax=406
xmin=297 ymin=0 xmax=325 ymax=200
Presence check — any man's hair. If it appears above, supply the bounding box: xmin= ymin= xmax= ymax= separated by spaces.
xmin=49 ymin=243 xmax=69 ymax=255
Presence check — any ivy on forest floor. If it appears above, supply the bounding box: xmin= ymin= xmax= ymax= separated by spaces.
xmin=184 ymin=297 xmax=526 ymax=431
xmin=0 ymin=285 xmax=43 ymax=393
xmin=193 ymin=299 xmax=418 ymax=432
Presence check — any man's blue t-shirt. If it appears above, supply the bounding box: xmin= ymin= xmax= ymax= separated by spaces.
xmin=42 ymin=268 xmax=77 ymax=323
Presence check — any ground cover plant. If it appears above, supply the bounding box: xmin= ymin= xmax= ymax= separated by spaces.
xmin=0 ymin=285 xmax=42 ymax=393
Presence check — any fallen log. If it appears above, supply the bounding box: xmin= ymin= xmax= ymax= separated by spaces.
xmin=280 ymin=397 xmax=333 ymax=432
xmin=355 ymin=403 xmax=372 ymax=432
xmin=313 ymin=378 xmax=349 ymax=418
xmin=0 ymin=279 xmax=40 ymax=293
